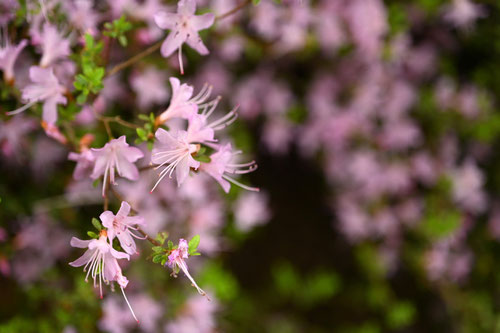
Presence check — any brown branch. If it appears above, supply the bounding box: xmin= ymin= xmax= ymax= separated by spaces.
xmin=106 ymin=40 xmax=163 ymax=77
xmin=215 ymin=0 xmax=251 ymax=22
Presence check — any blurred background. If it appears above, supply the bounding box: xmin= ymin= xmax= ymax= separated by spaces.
xmin=2 ymin=0 xmax=500 ymax=332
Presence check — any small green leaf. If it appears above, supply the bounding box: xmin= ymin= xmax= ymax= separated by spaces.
xmin=194 ymin=155 xmax=211 ymax=163
xmin=91 ymin=218 xmax=102 ymax=231
xmin=136 ymin=128 xmax=147 ymax=140
xmin=92 ymin=179 xmax=100 ymax=188
xmin=118 ymin=35 xmax=128 ymax=46
xmin=87 ymin=231 xmax=98 ymax=238
xmin=76 ymin=93 xmax=87 ymax=105
xmin=152 ymin=254 xmax=164 ymax=263
xmin=152 ymin=246 xmax=164 ymax=253
xmin=138 ymin=114 xmax=150 ymax=121
xmin=188 ymin=235 xmax=200 ymax=254
xmin=167 ymin=240 xmax=174 ymax=250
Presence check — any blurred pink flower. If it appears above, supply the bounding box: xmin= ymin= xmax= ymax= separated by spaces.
xmin=7 ymin=66 xmax=67 ymax=124
xmin=130 ymin=67 xmax=169 ymax=109
xmin=39 ymin=23 xmax=71 ymax=67
xmin=91 ymin=136 xmax=144 ymax=196
xmin=68 ymin=149 xmax=96 ymax=180
xmin=451 ymin=160 xmax=487 ymax=214
xmin=166 ymin=294 xmax=218 ymax=333
xmin=234 ymin=192 xmax=270 ymax=232
xmin=0 ymin=38 xmax=27 ymax=83
xmin=100 ymin=201 xmax=145 ymax=255
xmin=443 ymin=0 xmax=486 ymax=30
xmin=154 ymin=0 xmax=214 ymax=74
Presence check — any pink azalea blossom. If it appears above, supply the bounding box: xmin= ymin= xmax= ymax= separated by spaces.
xmin=167 ymin=238 xmax=207 ymax=297
xmin=6 ymin=66 xmax=67 ymax=124
xmin=199 ymin=143 xmax=259 ymax=193
xmin=151 ymin=128 xmax=200 ymax=190
xmin=443 ymin=0 xmax=486 ymax=30
xmin=130 ymin=67 xmax=169 ymax=109
xmin=91 ymin=136 xmax=144 ymax=196
xmin=0 ymin=36 xmax=27 ymax=83
xmin=69 ymin=232 xmax=138 ymax=321
xmin=41 ymin=121 xmax=68 ymax=144
xmin=154 ymin=0 xmax=215 ymax=74
xmin=68 ymin=149 xmax=95 ymax=181
xmin=39 ymin=23 xmax=71 ymax=67
xmin=156 ymin=77 xmax=218 ymax=126
xmin=69 ymin=233 xmax=130 ymax=295
xmin=186 ymin=105 xmax=238 ymax=143
xmin=100 ymin=201 xmax=145 ymax=255
xmin=234 ymin=192 xmax=270 ymax=232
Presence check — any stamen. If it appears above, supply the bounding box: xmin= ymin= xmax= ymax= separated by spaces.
xmin=121 ymin=286 xmax=139 ymax=323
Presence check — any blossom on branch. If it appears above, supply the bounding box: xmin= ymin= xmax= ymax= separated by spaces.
xmin=154 ymin=0 xmax=215 ymax=74
xmin=91 ymin=136 xmax=144 ymax=196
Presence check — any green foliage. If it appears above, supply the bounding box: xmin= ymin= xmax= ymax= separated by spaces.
xmin=188 ymin=234 xmax=201 ymax=256
xmin=73 ymin=34 xmax=105 ymax=105
xmin=135 ymin=113 xmax=156 ymax=150
xmin=200 ymin=261 xmax=239 ymax=301
xmin=91 ymin=217 xmax=102 ymax=231
xmin=103 ymin=15 xmax=133 ymax=47
xmin=386 ymin=301 xmax=416 ymax=330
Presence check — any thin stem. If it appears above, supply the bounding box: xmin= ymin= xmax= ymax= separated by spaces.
xmin=215 ymin=0 xmax=251 ymax=22
xmin=106 ymin=40 xmax=163 ymax=77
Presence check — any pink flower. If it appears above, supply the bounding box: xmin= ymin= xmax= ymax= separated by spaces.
xmin=100 ymin=201 xmax=145 ymax=255
xmin=167 ymin=239 xmax=207 ymax=297
xmin=69 ymin=232 xmax=138 ymax=321
xmin=0 ymin=38 xmax=27 ymax=83
xmin=234 ymin=192 xmax=270 ymax=232
xmin=41 ymin=121 xmax=68 ymax=144
xmin=6 ymin=66 xmax=67 ymax=124
xmin=154 ymin=0 xmax=214 ymax=74
xmin=156 ymin=77 xmax=218 ymax=126
xmin=69 ymin=233 xmax=130 ymax=297
xmin=151 ymin=128 xmax=200 ymax=190
xmin=39 ymin=23 xmax=71 ymax=67
xmin=443 ymin=0 xmax=486 ymax=30
xmin=199 ymin=143 xmax=259 ymax=193
xmin=68 ymin=149 xmax=95 ymax=180
xmin=91 ymin=136 xmax=144 ymax=196
xmin=130 ymin=67 xmax=169 ymax=109
xmin=186 ymin=105 xmax=238 ymax=143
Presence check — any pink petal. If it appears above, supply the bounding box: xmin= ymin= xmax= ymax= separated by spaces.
xmin=186 ymin=33 xmax=209 ymax=55
xmin=178 ymin=0 xmax=196 ymax=16
xmin=154 ymin=12 xmax=177 ymax=30
xmin=69 ymin=248 xmax=94 ymax=267
xmin=110 ymin=247 xmax=130 ymax=260
xmin=99 ymin=211 xmax=115 ymax=229
xmin=116 ymin=154 xmax=139 ymax=181
xmin=191 ymin=13 xmax=214 ymax=31
xmin=117 ymin=201 xmax=131 ymax=218
xmin=161 ymin=31 xmax=186 ymax=58
xmin=70 ymin=237 xmax=91 ymax=248
xmin=124 ymin=146 xmax=144 ymax=163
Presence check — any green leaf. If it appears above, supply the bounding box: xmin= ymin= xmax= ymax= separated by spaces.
xmin=91 ymin=218 xmax=102 ymax=231
xmin=76 ymin=93 xmax=87 ymax=105
xmin=92 ymin=179 xmax=100 ymax=188
xmin=155 ymin=231 xmax=168 ymax=245
xmin=194 ymin=155 xmax=211 ymax=163
xmin=87 ymin=231 xmax=98 ymax=238
xmin=252 ymin=0 xmax=261 ymax=4
xmin=136 ymin=128 xmax=147 ymax=140
xmin=167 ymin=240 xmax=174 ymax=250
xmin=422 ymin=209 xmax=461 ymax=239
xmin=118 ymin=35 xmax=128 ymax=47
xmin=138 ymin=114 xmax=150 ymax=121
xmin=188 ymin=235 xmax=200 ymax=254
xmin=152 ymin=246 xmax=164 ymax=253
xmin=152 ymin=254 xmax=164 ymax=264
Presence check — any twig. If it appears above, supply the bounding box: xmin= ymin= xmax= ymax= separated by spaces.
xmin=215 ymin=0 xmax=252 ymax=22
xmin=106 ymin=40 xmax=163 ymax=77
